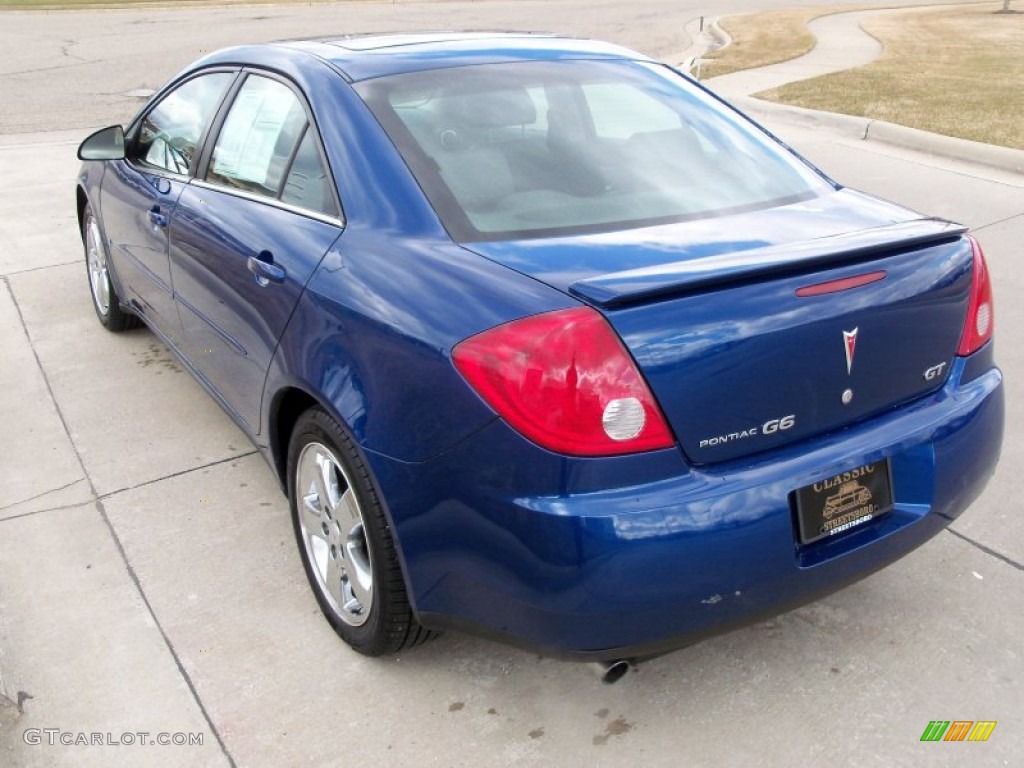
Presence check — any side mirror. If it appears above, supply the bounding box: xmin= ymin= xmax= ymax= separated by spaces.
xmin=78 ymin=125 xmax=125 ymax=161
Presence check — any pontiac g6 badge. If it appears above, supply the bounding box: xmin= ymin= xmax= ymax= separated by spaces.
xmin=843 ymin=327 xmax=859 ymax=375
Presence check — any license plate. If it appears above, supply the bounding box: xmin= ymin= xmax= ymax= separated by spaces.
xmin=794 ymin=459 xmax=893 ymax=544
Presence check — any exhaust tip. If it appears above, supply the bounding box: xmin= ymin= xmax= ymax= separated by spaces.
xmin=591 ymin=659 xmax=631 ymax=684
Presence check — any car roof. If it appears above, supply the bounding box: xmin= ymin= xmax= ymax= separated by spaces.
xmin=270 ymin=32 xmax=652 ymax=82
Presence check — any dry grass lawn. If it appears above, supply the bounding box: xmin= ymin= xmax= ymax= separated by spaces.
xmin=758 ymin=3 xmax=1024 ymax=149
xmin=701 ymin=9 xmax=821 ymax=78
xmin=701 ymin=6 xmax=877 ymax=78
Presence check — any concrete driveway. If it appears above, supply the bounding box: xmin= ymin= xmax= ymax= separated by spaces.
xmin=1 ymin=2 xmax=1021 ymax=766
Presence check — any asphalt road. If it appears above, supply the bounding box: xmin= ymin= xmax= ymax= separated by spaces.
xmin=0 ymin=0 xmax=972 ymax=134
xmin=0 ymin=2 xmax=1021 ymax=767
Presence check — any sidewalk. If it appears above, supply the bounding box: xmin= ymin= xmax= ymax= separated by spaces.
xmin=675 ymin=7 xmax=1024 ymax=174
xmin=702 ymin=10 xmax=887 ymax=97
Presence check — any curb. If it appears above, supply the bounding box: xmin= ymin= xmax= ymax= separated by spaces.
xmin=665 ymin=16 xmax=728 ymax=75
xmin=730 ymin=95 xmax=1024 ymax=176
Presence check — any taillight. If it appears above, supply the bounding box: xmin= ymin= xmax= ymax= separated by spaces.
xmin=452 ymin=307 xmax=674 ymax=456
xmin=957 ymin=235 xmax=994 ymax=356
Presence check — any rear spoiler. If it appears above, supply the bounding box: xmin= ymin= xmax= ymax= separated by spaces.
xmin=569 ymin=218 xmax=968 ymax=308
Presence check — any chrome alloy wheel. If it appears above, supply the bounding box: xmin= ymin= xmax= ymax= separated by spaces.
xmin=85 ymin=213 xmax=111 ymax=316
xmin=295 ymin=441 xmax=375 ymax=626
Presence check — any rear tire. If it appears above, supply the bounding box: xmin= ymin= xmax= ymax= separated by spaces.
xmin=287 ymin=407 xmax=437 ymax=655
xmin=82 ymin=202 xmax=140 ymax=332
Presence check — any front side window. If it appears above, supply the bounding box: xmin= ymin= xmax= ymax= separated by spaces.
xmin=134 ymin=72 xmax=232 ymax=175
xmin=356 ymin=60 xmax=831 ymax=241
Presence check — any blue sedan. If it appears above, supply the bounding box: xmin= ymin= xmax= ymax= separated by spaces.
xmin=75 ymin=34 xmax=1003 ymax=669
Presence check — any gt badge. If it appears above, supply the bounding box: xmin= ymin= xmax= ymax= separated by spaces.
xmin=843 ymin=327 xmax=859 ymax=375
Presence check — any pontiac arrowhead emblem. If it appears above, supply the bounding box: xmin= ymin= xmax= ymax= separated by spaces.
xmin=843 ymin=328 xmax=859 ymax=375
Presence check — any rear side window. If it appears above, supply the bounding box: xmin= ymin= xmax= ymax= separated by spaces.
xmin=134 ymin=72 xmax=232 ymax=175
xmin=280 ymin=130 xmax=336 ymax=216
xmin=207 ymin=74 xmax=338 ymax=217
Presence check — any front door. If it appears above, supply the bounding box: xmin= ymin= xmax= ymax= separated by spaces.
xmin=100 ymin=71 xmax=234 ymax=345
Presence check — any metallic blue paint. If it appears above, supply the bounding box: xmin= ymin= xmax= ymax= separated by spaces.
xmin=267 ymin=234 xmax=572 ymax=462
xmin=609 ymin=235 xmax=972 ymax=464
xmin=100 ymin=160 xmax=188 ymax=343
xmin=464 ymin=189 xmax=922 ymax=293
xmin=168 ymin=183 xmax=342 ymax=432
xmin=77 ymin=35 xmax=1003 ymax=660
xmin=368 ymin=357 xmax=1002 ymax=657
xmin=279 ymin=34 xmax=647 ymax=82
xmin=565 ymin=217 xmax=965 ymax=306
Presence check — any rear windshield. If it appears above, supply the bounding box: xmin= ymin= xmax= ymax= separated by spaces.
xmin=355 ymin=60 xmax=831 ymax=242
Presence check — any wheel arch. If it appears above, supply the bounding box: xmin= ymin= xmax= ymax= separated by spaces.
xmin=76 ymin=184 xmax=89 ymax=237
xmin=269 ymin=384 xmax=384 ymax=509
xmin=268 ymin=385 xmax=319 ymax=491
xmin=268 ymin=383 xmax=424 ymax=612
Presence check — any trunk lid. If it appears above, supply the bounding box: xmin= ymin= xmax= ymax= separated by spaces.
xmin=464 ymin=190 xmax=973 ymax=464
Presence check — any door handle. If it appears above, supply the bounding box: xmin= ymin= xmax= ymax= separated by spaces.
xmin=247 ymin=251 xmax=286 ymax=286
xmin=147 ymin=206 xmax=168 ymax=228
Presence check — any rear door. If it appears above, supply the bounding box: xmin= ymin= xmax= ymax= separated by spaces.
xmin=168 ymin=72 xmax=343 ymax=432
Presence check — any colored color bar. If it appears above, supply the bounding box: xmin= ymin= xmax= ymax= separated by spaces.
xmin=921 ymin=721 xmax=949 ymax=742
xmin=944 ymin=721 xmax=973 ymax=741
xmin=967 ymin=721 xmax=997 ymax=742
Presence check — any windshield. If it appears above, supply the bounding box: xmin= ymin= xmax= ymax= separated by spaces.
xmin=355 ymin=60 xmax=831 ymax=242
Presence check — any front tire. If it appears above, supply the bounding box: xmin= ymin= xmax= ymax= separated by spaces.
xmin=287 ymin=407 xmax=436 ymax=655
xmin=82 ymin=202 xmax=139 ymax=332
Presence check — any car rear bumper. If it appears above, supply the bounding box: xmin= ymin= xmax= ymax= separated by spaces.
xmin=368 ymin=353 xmax=1003 ymax=660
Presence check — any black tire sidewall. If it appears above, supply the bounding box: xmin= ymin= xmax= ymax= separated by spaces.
xmin=81 ymin=203 xmax=138 ymax=332
xmin=286 ymin=407 xmax=404 ymax=655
